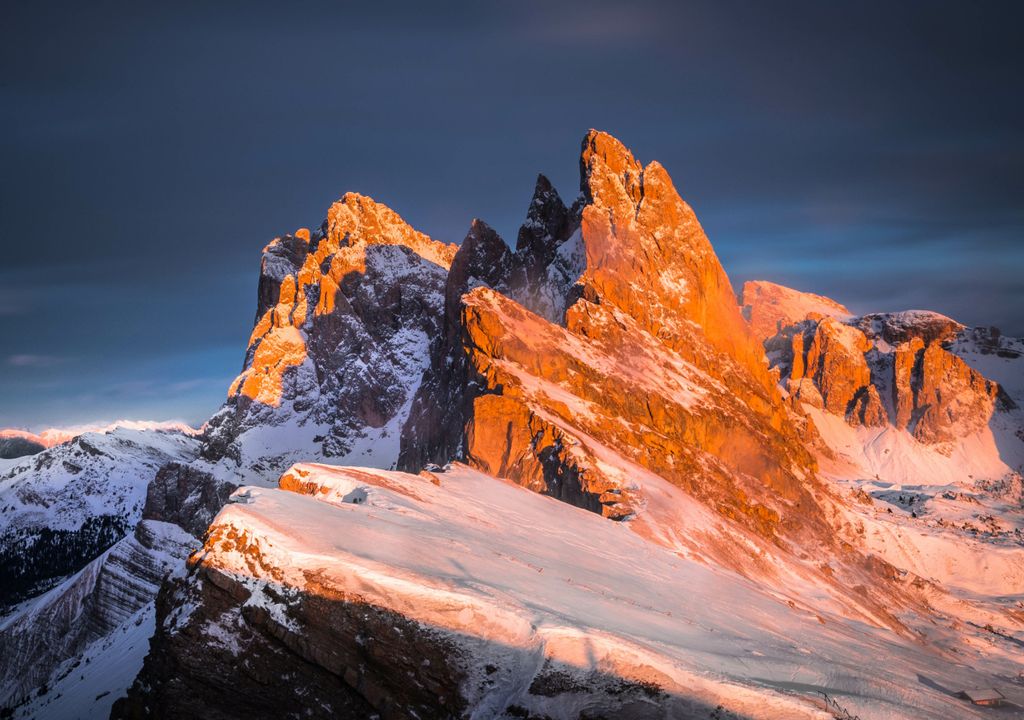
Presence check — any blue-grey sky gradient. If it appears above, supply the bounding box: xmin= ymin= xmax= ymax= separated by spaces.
xmin=2 ymin=0 xmax=1023 ymax=428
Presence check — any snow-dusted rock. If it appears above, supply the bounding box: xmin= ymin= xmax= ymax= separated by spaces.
xmin=202 ymin=193 xmax=457 ymax=482
xmin=118 ymin=463 xmax=1024 ymax=720
xmin=752 ymin=287 xmax=1011 ymax=444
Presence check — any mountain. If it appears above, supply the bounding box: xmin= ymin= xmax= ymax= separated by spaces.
xmin=402 ymin=132 xmax=830 ymax=554
xmin=0 ymin=422 xmax=198 ymax=460
xmin=0 ymin=427 xmax=201 ymax=609
xmin=3 ymin=131 xmax=1023 ymax=720
xmin=201 ymin=193 xmax=457 ymax=482
xmin=0 ymin=426 xmax=202 ymax=715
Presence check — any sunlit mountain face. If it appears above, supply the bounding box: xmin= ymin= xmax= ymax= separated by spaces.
xmin=3 ymin=4 xmax=1023 ymax=719
xmin=2 ymin=129 xmax=1021 ymax=720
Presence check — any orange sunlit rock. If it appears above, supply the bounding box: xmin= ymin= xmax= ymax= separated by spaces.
xmin=235 ymin=325 xmax=307 ymax=407
xmin=225 ymin=193 xmax=457 ymax=410
xmin=749 ymin=288 xmax=1005 ymax=441
xmin=741 ymin=280 xmax=853 ymax=344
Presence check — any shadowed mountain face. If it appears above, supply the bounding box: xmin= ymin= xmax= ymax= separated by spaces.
xmin=5 ymin=131 xmax=1024 ymax=720
xmin=0 ymin=436 xmax=45 ymax=460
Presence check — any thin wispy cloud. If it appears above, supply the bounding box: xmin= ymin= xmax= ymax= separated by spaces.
xmin=7 ymin=354 xmax=64 ymax=368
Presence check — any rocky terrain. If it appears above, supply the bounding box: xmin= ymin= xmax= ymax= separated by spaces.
xmin=751 ymin=284 xmax=1010 ymax=444
xmin=2 ymin=131 xmax=1022 ymax=720
xmin=201 ymin=192 xmax=457 ymax=482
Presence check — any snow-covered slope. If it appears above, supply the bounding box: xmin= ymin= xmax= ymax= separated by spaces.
xmin=0 ymin=427 xmax=200 ymax=607
xmin=1 ymin=520 xmax=198 ymax=716
xmin=123 ymin=463 xmax=1023 ymax=719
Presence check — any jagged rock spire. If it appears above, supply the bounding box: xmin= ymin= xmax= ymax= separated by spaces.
xmin=516 ymin=174 xmax=574 ymax=258
xmin=579 ymin=129 xmax=644 ymax=206
xmin=445 ymin=219 xmax=514 ymax=333
xmin=573 ymin=130 xmax=778 ymax=400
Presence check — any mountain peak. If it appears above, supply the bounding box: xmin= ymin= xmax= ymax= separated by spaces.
xmin=579 ymin=129 xmax=644 ymax=207
xmin=580 ymin=130 xmax=640 ymax=180
xmin=571 ymin=131 xmax=777 ymax=401
xmin=321 ymin=192 xmax=458 ymax=270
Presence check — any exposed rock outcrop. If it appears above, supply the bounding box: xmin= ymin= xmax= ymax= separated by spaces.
xmin=779 ymin=317 xmax=887 ymax=426
xmin=145 ymin=463 xmax=238 ymax=538
xmin=752 ymin=295 xmax=1005 ymax=442
xmin=203 ymin=193 xmax=457 ymax=478
xmin=403 ymin=131 xmax=830 ymax=549
xmin=891 ymin=337 xmax=1000 ymax=442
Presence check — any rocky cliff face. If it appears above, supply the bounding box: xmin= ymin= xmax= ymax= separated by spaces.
xmin=202 ymin=193 xmax=457 ymax=480
xmin=402 ymin=132 xmax=825 ymax=553
xmin=748 ymin=281 xmax=1008 ymax=445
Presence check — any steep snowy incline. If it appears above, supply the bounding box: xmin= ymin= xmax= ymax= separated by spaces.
xmin=1 ymin=520 xmax=198 ymax=717
xmin=122 ymin=464 xmax=1022 ymax=719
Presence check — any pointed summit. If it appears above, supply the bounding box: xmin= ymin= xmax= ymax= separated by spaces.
xmin=509 ymin=174 xmax=584 ymax=322
xmin=321 ymin=192 xmax=457 ymax=269
xmin=579 ymin=129 xmax=643 ymax=206
xmin=570 ymin=130 xmax=774 ymax=398
xmin=445 ymin=219 xmax=514 ymax=332
xmin=515 ymin=174 xmax=573 ymax=257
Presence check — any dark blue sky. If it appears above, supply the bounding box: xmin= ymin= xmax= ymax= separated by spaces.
xmin=2 ymin=1 xmax=1023 ymax=429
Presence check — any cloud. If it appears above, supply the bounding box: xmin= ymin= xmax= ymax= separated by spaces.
xmin=7 ymin=354 xmax=64 ymax=368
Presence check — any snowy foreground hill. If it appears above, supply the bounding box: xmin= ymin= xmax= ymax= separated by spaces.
xmin=2 ymin=131 xmax=1023 ymax=720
